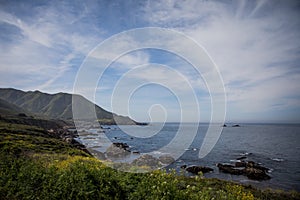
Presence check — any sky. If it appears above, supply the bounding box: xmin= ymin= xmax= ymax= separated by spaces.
xmin=0 ymin=0 xmax=299 ymax=123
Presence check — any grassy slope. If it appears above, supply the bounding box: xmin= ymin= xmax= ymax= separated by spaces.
xmin=0 ymin=88 xmax=135 ymax=124
xmin=0 ymin=120 xmax=299 ymax=200
xmin=0 ymin=99 xmax=29 ymax=116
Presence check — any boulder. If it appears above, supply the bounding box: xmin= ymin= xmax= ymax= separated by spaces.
xmin=64 ymin=137 xmax=73 ymax=144
xmin=180 ymin=165 xmax=187 ymax=169
xmin=89 ymin=149 xmax=106 ymax=160
xmin=246 ymin=161 xmax=269 ymax=172
xmin=132 ymin=154 xmax=160 ymax=168
xmin=158 ymin=155 xmax=175 ymax=165
xmin=186 ymin=166 xmax=213 ymax=174
xmin=218 ymin=161 xmax=271 ymax=181
xmin=18 ymin=113 xmax=27 ymax=117
xmin=106 ymin=143 xmax=130 ymax=157
xmin=112 ymin=142 xmax=129 ymax=149
xmin=237 ymin=156 xmax=247 ymax=160
xmin=243 ymin=167 xmax=271 ymax=180
xmin=235 ymin=161 xmax=247 ymax=167
xmin=217 ymin=163 xmax=244 ymax=175
xmin=232 ymin=124 xmax=240 ymax=127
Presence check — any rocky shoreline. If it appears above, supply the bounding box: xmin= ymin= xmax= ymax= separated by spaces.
xmin=47 ymin=123 xmax=273 ymax=182
xmin=1 ymin=122 xmax=298 ymax=200
xmin=70 ymin=133 xmax=274 ymax=181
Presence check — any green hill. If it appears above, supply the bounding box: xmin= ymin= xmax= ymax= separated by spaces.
xmin=0 ymin=98 xmax=28 ymax=116
xmin=0 ymin=88 xmax=136 ymax=124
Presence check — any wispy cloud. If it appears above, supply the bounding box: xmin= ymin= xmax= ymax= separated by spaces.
xmin=143 ymin=0 xmax=300 ymax=121
xmin=0 ymin=1 xmax=102 ymax=91
xmin=0 ymin=0 xmax=299 ymax=122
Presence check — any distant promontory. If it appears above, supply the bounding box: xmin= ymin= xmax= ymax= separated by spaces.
xmin=0 ymin=88 xmax=139 ymax=125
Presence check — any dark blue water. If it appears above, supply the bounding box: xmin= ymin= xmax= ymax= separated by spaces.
xmin=79 ymin=123 xmax=300 ymax=191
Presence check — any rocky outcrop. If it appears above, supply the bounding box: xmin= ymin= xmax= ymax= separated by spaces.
xmin=217 ymin=161 xmax=271 ymax=181
xmin=180 ymin=165 xmax=187 ymax=169
xmin=89 ymin=149 xmax=106 ymax=160
xmin=185 ymin=165 xmax=213 ymax=174
xmin=236 ymin=156 xmax=247 ymax=160
xmin=244 ymin=167 xmax=270 ymax=180
xmin=217 ymin=164 xmax=244 ymax=175
xmin=232 ymin=124 xmax=240 ymax=127
xmin=106 ymin=142 xmax=131 ymax=157
xmin=112 ymin=142 xmax=130 ymax=149
xmin=158 ymin=155 xmax=175 ymax=165
xmin=132 ymin=154 xmax=160 ymax=169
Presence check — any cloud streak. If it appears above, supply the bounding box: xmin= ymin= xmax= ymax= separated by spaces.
xmin=143 ymin=0 xmax=300 ymax=122
xmin=0 ymin=1 xmax=102 ymax=91
xmin=0 ymin=0 xmax=299 ymax=122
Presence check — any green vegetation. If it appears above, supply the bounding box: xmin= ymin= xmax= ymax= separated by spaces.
xmin=0 ymin=121 xmax=88 ymax=156
xmin=0 ymin=99 xmax=28 ymax=116
xmin=0 ymin=88 xmax=136 ymax=124
xmin=0 ymin=121 xmax=299 ymax=200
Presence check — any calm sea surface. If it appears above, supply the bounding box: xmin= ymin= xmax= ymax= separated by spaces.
xmin=78 ymin=123 xmax=300 ymax=191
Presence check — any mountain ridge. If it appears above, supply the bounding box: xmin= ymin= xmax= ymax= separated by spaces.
xmin=0 ymin=88 xmax=137 ymax=125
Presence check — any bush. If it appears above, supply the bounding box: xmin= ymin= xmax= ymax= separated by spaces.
xmin=1 ymin=153 xmax=300 ymax=200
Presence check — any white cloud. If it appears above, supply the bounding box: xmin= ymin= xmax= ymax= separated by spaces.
xmin=143 ymin=0 xmax=300 ymax=118
xmin=0 ymin=3 xmax=102 ymax=92
xmin=1 ymin=0 xmax=299 ymax=122
xmin=91 ymin=50 xmax=150 ymax=69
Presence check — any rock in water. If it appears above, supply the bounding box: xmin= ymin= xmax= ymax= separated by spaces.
xmin=112 ymin=142 xmax=129 ymax=149
xmin=217 ymin=164 xmax=244 ymax=175
xmin=244 ymin=167 xmax=271 ymax=180
xmin=235 ymin=161 xmax=247 ymax=167
xmin=232 ymin=124 xmax=240 ymax=127
xmin=217 ymin=161 xmax=271 ymax=181
xmin=186 ymin=166 xmax=214 ymax=174
xmin=180 ymin=165 xmax=187 ymax=169
xmin=237 ymin=156 xmax=247 ymax=160
xmin=158 ymin=155 xmax=175 ymax=165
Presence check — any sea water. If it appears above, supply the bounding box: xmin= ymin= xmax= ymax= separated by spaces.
xmin=78 ymin=123 xmax=300 ymax=191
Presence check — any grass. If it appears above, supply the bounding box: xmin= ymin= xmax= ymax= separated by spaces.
xmin=0 ymin=120 xmax=299 ymax=200
xmin=0 ymin=121 xmax=88 ymax=156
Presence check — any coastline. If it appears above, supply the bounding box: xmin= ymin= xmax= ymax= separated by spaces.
xmin=0 ymin=118 xmax=299 ymax=199
xmin=77 ymin=123 xmax=300 ymax=192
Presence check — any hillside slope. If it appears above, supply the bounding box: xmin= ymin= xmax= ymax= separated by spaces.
xmin=0 ymin=98 xmax=28 ymax=116
xmin=0 ymin=88 xmax=135 ymax=124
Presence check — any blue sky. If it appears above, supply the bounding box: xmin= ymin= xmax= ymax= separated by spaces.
xmin=0 ymin=0 xmax=299 ymax=123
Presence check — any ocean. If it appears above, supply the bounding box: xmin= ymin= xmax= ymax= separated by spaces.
xmin=77 ymin=123 xmax=300 ymax=191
